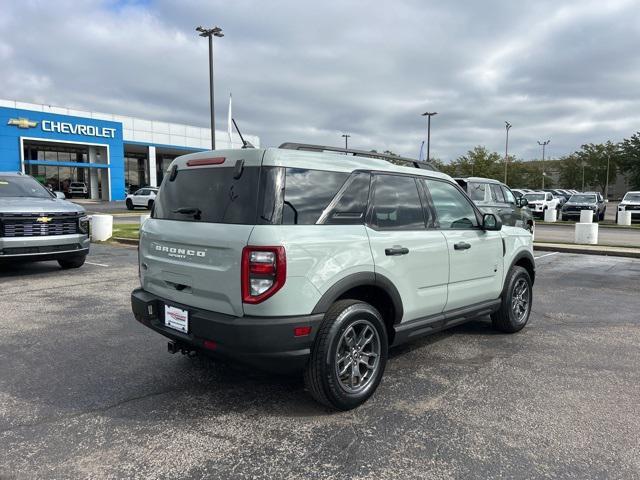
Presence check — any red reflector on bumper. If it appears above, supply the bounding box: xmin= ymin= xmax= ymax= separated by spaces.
xmin=294 ymin=326 xmax=312 ymax=337
xmin=203 ymin=340 xmax=217 ymax=350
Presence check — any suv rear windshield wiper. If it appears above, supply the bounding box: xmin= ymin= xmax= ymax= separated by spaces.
xmin=172 ymin=207 xmax=202 ymax=220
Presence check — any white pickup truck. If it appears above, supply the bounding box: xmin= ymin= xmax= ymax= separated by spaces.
xmin=523 ymin=191 xmax=560 ymax=218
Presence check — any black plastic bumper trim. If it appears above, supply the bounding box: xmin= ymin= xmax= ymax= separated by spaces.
xmin=131 ymin=288 xmax=323 ymax=374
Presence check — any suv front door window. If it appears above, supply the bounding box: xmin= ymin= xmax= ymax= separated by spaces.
xmin=365 ymin=174 xmax=448 ymax=319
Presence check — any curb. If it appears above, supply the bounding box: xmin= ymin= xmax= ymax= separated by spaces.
xmin=110 ymin=237 xmax=139 ymax=246
xmin=534 ymin=243 xmax=640 ymax=259
xmin=537 ymin=221 xmax=640 ymax=231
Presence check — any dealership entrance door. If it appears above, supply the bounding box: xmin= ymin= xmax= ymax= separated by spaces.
xmin=22 ymin=140 xmax=111 ymax=200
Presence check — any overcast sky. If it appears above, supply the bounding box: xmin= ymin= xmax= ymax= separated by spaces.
xmin=1 ymin=0 xmax=639 ymax=161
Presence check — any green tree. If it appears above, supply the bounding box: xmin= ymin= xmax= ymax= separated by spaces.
xmin=557 ymin=154 xmax=585 ymax=190
xmin=619 ymin=132 xmax=640 ymax=189
xmin=446 ymin=146 xmax=503 ymax=179
xmin=569 ymin=142 xmax=619 ymax=193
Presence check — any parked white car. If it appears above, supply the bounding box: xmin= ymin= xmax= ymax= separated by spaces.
xmin=68 ymin=182 xmax=88 ymax=198
xmin=125 ymin=187 xmax=158 ymax=210
xmin=617 ymin=191 xmax=640 ymax=223
xmin=523 ymin=191 xmax=560 ymax=218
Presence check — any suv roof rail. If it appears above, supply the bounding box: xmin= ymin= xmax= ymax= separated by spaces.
xmin=278 ymin=142 xmax=439 ymax=172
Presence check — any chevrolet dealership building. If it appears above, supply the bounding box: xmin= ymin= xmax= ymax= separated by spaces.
xmin=0 ymin=99 xmax=259 ymax=201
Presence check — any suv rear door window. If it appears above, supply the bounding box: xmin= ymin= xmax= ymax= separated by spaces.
xmin=153 ymin=166 xmax=261 ymax=224
xmin=490 ymin=184 xmax=505 ymax=203
xmin=423 ymin=179 xmax=478 ymax=229
xmin=369 ymin=174 xmax=426 ymax=230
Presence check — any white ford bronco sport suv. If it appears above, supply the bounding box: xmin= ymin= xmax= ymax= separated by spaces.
xmin=131 ymin=144 xmax=535 ymax=410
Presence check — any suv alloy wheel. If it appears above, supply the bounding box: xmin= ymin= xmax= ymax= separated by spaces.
xmin=304 ymin=300 xmax=388 ymax=410
xmin=491 ymin=266 xmax=532 ymax=333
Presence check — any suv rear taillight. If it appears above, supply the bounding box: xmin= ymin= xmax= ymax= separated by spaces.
xmin=241 ymin=246 xmax=286 ymax=304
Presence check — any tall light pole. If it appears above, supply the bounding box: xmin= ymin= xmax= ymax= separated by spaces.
xmin=196 ymin=25 xmax=224 ymax=150
xmin=421 ymin=112 xmax=438 ymax=162
xmin=341 ymin=134 xmax=351 ymax=152
xmin=538 ymin=140 xmax=550 ymax=189
xmin=582 ymin=161 xmax=586 ymax=191
xmin=605 ymin=151 xmax=611 ymax=199
xmin=504 ymin=121 xmax=512 ymax=184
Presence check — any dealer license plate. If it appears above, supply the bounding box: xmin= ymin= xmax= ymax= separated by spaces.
xmin=164 ymin=305 xmax=189 ymax=333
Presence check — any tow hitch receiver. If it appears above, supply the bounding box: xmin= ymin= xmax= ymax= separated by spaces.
xmin=167 ymin=341 xmax=197 ymax=357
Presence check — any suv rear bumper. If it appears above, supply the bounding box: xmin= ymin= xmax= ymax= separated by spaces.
xmin=131 ymin=288 xmax=323 ymax=374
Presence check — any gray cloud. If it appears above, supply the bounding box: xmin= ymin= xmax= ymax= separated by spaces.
xmin=1 ymin=0 xmax=639 ymax=162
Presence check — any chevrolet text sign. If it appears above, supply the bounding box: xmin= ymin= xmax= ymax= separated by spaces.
xmin=41 ymin=120 xmax=116 ymax=138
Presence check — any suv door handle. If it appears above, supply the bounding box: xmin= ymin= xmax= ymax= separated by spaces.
xmin=385 ymin=247 xmax=410 ymax=256
xmin=454 ymin=242 xmax=471 ymax=251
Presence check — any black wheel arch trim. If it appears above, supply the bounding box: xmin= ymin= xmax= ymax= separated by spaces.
xmin=311 ymin=271 xmax=404 ymax=324
xmin=507 ymin=250 xmax=536 ymax=286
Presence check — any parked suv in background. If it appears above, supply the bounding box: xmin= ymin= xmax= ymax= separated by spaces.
xmin=68 ymin=182 xmax=88 ymax=198
xmin=454 ymin=177 xmax=534 ymax=234
xmin=523 ymin=191 xmax=560 ymax=218
xmin=0 ymin=172 xmax=89 ymax=268
xmin=131 ymin=145 xmax=535 ymax=410
xmin=617 ymin=191 xmax=640 ymax=223
xmin=125 ymin=187 xmax=158 ymax=210
xmin=561 ymin=193 xmax=606 ymax=221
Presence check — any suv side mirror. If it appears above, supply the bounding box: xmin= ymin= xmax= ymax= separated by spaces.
xmin=517 ymin=197 xmax=528 ymax=207
xmin=482 ymin=213 xmax=502 ymax=231
xmin=54 ymin=191 xmax=66 ymax=199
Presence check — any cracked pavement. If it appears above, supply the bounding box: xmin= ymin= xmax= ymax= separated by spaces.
xmin=1 ymin=245 xmax=639 ymax=479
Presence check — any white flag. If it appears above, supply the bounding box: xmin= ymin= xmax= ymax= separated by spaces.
xmin=227 ymin=92 xmax=233 ymax=147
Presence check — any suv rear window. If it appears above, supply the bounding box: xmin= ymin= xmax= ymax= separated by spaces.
xmin=153 ymin=167 xmax=261 ymax=224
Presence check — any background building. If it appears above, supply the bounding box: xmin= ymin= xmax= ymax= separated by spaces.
xmin=0 ymin=99 xmax=259 ymax=200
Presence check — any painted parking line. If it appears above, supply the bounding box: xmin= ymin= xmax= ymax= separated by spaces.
xmin=86 ymin=261 xmax=110 ymax=267
xmin=534 ymin=252 xmax=559 ymax=260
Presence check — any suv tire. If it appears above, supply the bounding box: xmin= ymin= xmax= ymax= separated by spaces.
xmin=58 ymin=255 xmax=86 ymax=269
xmin=491 ymin=266 xmax=532 ymax=333
xmin=304 ymin=299 xmax=388 ymax=410
xmin=126 ymin=199 xmax=134 ymax=210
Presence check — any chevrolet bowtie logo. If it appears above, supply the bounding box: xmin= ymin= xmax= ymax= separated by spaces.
xmin=7 ymin=117 xmax=38 ymax=129
xmin=36 ymin=216 xmax=52 ymax=223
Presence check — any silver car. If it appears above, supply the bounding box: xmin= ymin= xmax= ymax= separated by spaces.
xmin=0 ymin=172 xmax=90 ymax=268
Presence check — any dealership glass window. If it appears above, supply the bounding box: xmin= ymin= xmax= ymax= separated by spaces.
xmin=23 ymin=142 xmax=88 ymax=164
xmin=124 ymin=153 xmax=148 ymax=193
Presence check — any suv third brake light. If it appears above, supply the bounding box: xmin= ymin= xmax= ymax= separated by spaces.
xmin=241 ymin=246 xmax=286 ymax=304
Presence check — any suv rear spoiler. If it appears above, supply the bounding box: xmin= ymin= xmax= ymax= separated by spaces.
xmin=278 ymin=142 xmax=439 ymax=172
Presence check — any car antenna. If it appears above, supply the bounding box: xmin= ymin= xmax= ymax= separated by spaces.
xmin=232 ymin=118 xmax=254 ymax=149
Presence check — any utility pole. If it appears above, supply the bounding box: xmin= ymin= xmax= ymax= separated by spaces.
xmin=504 ymin=121 xmax=512 ymax=184
xmin=421 ymin=112 xmax=438 ymax=162
xmin=582 ymin=162 xmax=586 ymax=191
xmin=341 ymin=134 xmax=351 ymax=152
xmin=538 ymin=140 xmax=550 ymax=189
xmin=605 ymin=151 xmax=610 ymax=199
xmin=196 ymin=25 xmax=224 ymax=150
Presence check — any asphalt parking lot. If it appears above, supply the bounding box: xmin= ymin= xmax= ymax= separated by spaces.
xmin=1 ymin=245 xmax=639 ymax=479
